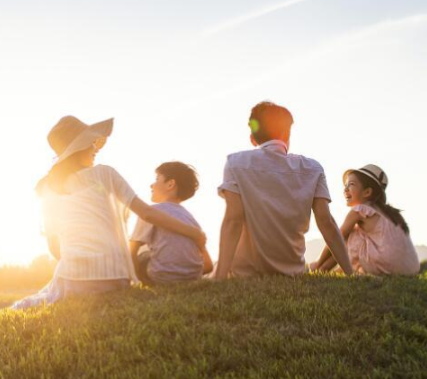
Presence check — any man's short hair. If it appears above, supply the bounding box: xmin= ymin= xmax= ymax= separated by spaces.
xmin=156 ymin=162 xmax=199 ymax=201
xmin=249 ymin=101 xmax=294 ymax=145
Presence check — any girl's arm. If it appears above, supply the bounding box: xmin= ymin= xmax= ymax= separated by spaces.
xmin=315 ymin=210 xmax=362 ymax=271
xmin=340 ymin=210 xmax=362 ymax=240
xmin=129 ymin=197 xmax=206 ymax=250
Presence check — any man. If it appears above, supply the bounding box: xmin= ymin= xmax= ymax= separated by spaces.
xmin=215 ymin=101 xmax=352 ymax=279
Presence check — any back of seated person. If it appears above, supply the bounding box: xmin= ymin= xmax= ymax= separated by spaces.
xmin=130 ymin=162 xmax=213 ymax=285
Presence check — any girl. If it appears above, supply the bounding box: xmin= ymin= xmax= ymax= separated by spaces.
xmin=312 ymin=164 xmax=419 ymax=276
xmin=12 ymin=116 xmax=206 ymax=309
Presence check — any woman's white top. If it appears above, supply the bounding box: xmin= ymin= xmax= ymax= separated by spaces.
xmin=41 ymin=165 xmax=138 ymax=282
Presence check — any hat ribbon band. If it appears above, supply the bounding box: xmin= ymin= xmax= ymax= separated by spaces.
xmin=359 ymin=168 xmax=385 ymax=187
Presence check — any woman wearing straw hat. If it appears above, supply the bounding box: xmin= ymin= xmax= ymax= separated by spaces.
xmin=11 ymin=116 xmax=206 ymax=309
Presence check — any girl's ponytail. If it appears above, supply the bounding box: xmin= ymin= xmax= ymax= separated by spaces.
xmin=373 ymin=191 xmax=410 ymax=235
xmin=353 ymin=171 xmax=410 ymax=235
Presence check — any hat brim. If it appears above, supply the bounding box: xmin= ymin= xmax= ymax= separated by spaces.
xmin=54 ymin=118 xmax=113 ymax=165
xmin=343 ymin=168 xmax=385 ymax=192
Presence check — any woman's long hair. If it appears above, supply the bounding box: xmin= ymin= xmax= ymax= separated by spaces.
xmin=353 ymin=171 xmax=409 ymax=234
xmin=36 ymin=153 xmax=83 ymax=195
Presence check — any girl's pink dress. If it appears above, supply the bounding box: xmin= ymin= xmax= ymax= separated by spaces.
xmin=348 ymin=204 xmax=420 ymax=276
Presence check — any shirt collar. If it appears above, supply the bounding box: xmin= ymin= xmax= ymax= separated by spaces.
xmin=259 ymin=139 xmax=288 ymax=154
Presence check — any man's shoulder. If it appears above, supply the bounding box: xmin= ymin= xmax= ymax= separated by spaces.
xmin=226 ymin=150 xmax=324 ymax=172
xmin=226 ymin=148 xmax=254 ymax=160
xmin=287 ymin=154 xmax=324 ymax=171
xmin=225 ymin=148 xmax=260 ymax=167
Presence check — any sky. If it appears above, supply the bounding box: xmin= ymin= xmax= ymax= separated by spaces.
xmin=0 ymin=0 xmax=426 ymax=265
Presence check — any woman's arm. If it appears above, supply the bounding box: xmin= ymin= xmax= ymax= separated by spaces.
xmin=46 ymin=233 xmax=60 ymax=261
xmin=129 ymin=197 xmax=206 ymax=250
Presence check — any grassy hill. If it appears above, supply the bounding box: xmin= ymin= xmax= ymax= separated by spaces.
xmin=304 ymin=239 xmax=427 ymax=264
xmin=1 ymin=273 xmax=427 ymax=379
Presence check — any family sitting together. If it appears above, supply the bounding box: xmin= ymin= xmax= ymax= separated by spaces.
xmin=11 ymin=101 xmax=420 ymax=309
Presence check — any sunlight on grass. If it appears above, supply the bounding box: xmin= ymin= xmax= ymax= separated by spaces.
xmin=1 ymin=274 xmax=426 ymax=378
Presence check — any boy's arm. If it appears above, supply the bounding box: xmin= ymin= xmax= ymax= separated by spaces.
xmin=129 ymin=239 xmax=145 ymax=279
xmin=129 ymin=240 xmax=144 ymax=261
xmin=215 ymin=191 xmax=245 ymax=279
xmin=312 ymin=198 xmax=353 ymax=275
xmin=201 ymin=248 xmax=214 ymax=274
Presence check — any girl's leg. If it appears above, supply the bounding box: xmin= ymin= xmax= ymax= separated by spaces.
xmin=318 ymin=255 xmax=338 ymax=272
xmin=311 ymin=246 xmax=333 ymax=271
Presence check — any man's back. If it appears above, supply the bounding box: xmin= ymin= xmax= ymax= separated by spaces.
xmin=219 ymin=140 xmax=331 ymax=276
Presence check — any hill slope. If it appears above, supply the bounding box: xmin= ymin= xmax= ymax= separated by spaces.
xmin=1 ymin=274 xmax=427 ymax=379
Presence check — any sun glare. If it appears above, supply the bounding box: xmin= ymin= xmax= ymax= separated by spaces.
xmin=0 ymin=194 xmax=48 ymax=266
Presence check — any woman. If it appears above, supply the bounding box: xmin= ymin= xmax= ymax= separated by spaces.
xmin=11 ymin=116 xmax=205 ymax=309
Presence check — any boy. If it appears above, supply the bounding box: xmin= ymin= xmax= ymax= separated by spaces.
xmin=130 ymin=162 xmax=213 ymax=285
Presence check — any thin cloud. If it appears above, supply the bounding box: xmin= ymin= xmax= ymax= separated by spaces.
xmin=320 ymin=13 xmax=427 ymax=53
xmin=177 ymin=13 xmax=427 ymax=112
xmin=201 ymin=0 xmax=307 ymax=37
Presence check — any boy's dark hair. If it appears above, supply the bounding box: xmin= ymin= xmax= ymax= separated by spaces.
xmin=249 ymin=101 xmax=294 ymax=145
xmin=156 ymin=162 xmax=199 ymax=201
xmin=353 ymin=171 xmax=410 ymax=234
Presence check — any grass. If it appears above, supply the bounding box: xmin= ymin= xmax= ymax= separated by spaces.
xmin=1 ymin=273 xmax=427 ymax=379
xmin=0 ymin=290 xmax=35 ymax=308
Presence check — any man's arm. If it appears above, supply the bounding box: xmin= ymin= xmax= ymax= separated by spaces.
xmin=215 ymin=191 xmax=245 ymax=279
xmin=312 ymin=198 xmax=353 ymax=275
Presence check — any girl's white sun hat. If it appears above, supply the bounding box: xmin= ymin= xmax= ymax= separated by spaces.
xmin=48 ymin=116 xmax=113 ymax=165
xmin=343 ymin=164 xmax=388 ymax=191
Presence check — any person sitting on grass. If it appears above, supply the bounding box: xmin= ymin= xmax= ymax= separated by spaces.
xmin=311 ymin=165 xmax=420 ymax=275
xmin=214 ymin=101 xmax=353 ymax=279
xmin=11 ymin=117 xmax=206 ymax=310
xmin=130 ymin=162 xmax=213 ymax=285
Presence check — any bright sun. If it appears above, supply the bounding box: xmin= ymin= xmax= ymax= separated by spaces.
xmin=0 ymin=195 xmax=49 ymax=266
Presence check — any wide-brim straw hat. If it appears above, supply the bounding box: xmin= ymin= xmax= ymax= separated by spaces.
xmin=48 ymin=116 xmax=113 ymax=165
xmin=343 ymin=164 xmax=388 ymax=191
